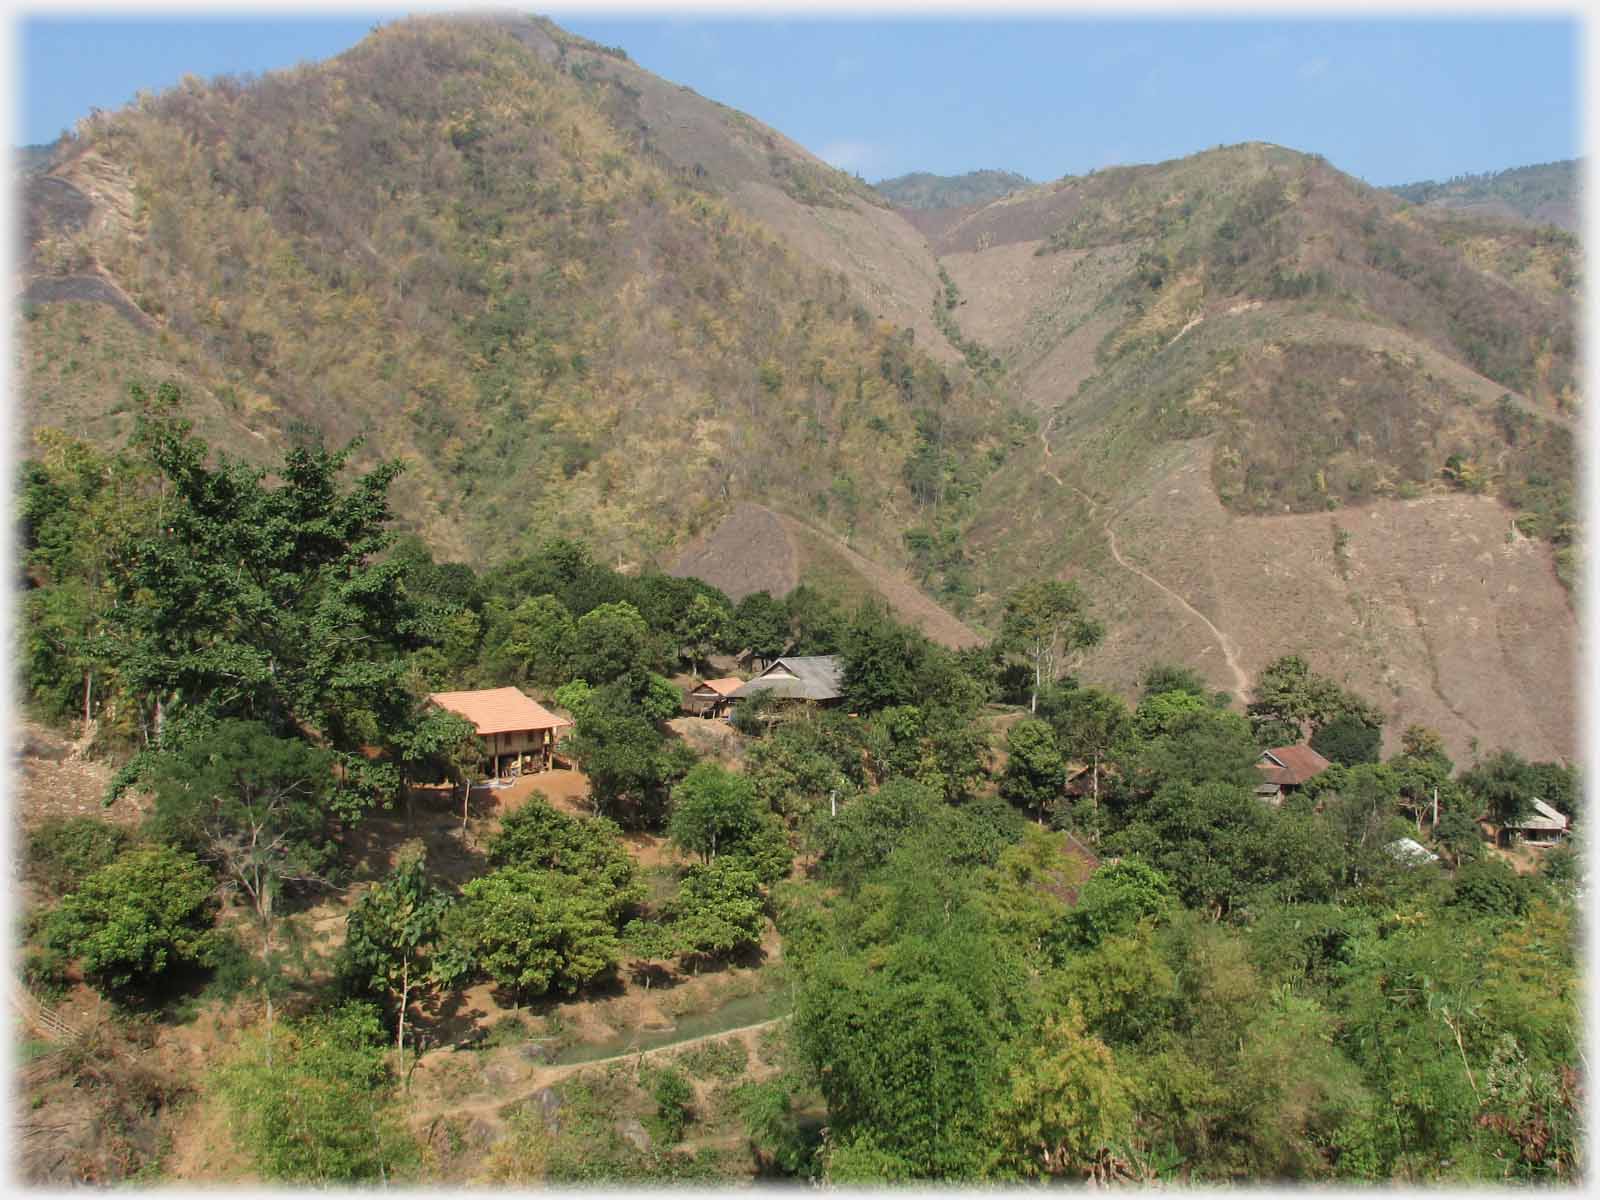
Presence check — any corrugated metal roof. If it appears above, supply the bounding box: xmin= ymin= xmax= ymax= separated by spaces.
xmin=1257 ymin=744 xmax=1332 ymax=785
xmin=1509 ymin=797 xmax=1570 ymax=832
xmin=428 ymin=687 xmax=572 ymax=736
xmin=731 ymin=655 xmax=842 ymax=702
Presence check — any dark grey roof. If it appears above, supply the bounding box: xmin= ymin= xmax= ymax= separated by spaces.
xmin=730 ymin=655 xmax=842 ymax=702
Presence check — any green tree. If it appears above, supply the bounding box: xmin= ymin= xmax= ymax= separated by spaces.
xmin=668 ymin=761 xmax=764 ymax=864
xmin=1312 ymin=713 xmax=1383 ymax=766
xmin=992 ymin=1007 xmax=1134 ymax=1179
xmin=679 ymin=592 xmax=734 ymax=675
xmin=668 ymin=858 xmax=766 ymax=962
xmin=486 ymin=798 xmax=643 ymax=919
xmin=1039 ymin=685 xmax=1129 ymax=813
xmin=1247 ymin=655 xmax=1383 ymax=747
xmin=147 ymin=720 xmax=337 ymax=1008
xmin=999 ymin=718 xmax=1066 ymax=825
xmin=1461 ymin=749 xmax=1538 ymax=831
xmin=438 ymin=867 xmax=621 ymax=1003
xmin=109 ymin=388 xmax=419 ymax=815
xmin=733 ymin=590 xmax=790 ymax=667
xmin=569 ymin=601 xmax=652 ymax=685
xmin=488 ymin=593 xmax=575 ymax=686
xmin=840 ymin=603 xmax=930 ymax=712
xmin=45 ymin=844 xmax=218 ymax=996
xmin=342 ymin=841 xmax=452 ymax=1063
xmin=999 ymin=580 xmax=1103 ymax=713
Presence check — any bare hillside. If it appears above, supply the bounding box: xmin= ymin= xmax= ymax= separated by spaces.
xmin=668 ymin=502 xmax=981 ymax=649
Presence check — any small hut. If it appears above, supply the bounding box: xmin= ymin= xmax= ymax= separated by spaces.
xmin=684 ymin=677 xmax=745 ymax=719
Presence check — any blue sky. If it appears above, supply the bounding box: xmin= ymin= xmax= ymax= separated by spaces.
xmin=12 ymin=6 xmax=1584 ymax=187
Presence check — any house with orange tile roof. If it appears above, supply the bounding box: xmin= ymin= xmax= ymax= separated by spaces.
xmin=427 ymin=686 xmax=572 ymax=779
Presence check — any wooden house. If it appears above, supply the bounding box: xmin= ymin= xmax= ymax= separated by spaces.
xmin=1493 ymin=797 xmax=1570 ymax=847
xmin=684 ymin=677 xmax=745 ymax=719
xmin=1255 ymin=744 xmax=1332 ymax=805
xmin=427 ymin=687 xmax=572 ymax=780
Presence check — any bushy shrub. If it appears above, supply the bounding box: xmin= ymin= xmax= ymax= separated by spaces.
xmin=45 ymin=844 xmax=218 ymax=996
xmin=215 ymin=1001 xmax=418 ymax=1183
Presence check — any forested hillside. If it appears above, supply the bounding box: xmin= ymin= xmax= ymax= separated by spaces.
xmin=1388 ymin=159 xmax=1580 ymax=233
xmin=873 ymin=168 xmax=1035 ymax=210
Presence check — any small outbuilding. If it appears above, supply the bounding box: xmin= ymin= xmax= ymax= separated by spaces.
xmin=428 ymin=687 xmax=572 ymax=780
xmin=1255 ymin=744 xmax=1333 ymax=806
xmin=684 ymin=677 xmax=745 ymax=719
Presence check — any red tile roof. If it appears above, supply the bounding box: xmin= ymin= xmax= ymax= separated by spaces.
xmin=428 ymin=687 xmax=572 ymax=736
xmin=1257 ymin=744 xmax=1332 ymax=786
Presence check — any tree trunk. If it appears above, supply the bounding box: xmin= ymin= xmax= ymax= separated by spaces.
xmin=397 ymin=955 xmax=410 ymax=1086
xmin=83 ymin=669 xmax=93 ymax=732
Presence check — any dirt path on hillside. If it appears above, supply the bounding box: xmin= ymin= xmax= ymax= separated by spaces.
xmin=1038 ymin=439 xmax=1251 ymax=699
xmin=407 ymin=1016 xmax=788 ymax=1132
xmin=1098 ymin=503 xmax=1252 ymax=700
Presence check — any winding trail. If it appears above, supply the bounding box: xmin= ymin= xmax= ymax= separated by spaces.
xmin=409 ymin=1016 xmax=789 ymax=1133
xmin=1037 ymin=423 xmax=1250 ymax=698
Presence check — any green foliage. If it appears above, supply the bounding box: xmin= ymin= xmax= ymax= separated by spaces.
xmin=569 ymin=601 xmax=654 ymax=685
xmin=644 ymin=1065 xmax=694 ymax=1144
xmin=1448 ymin=858 xmax=1531 ymax=918
xmin=1000 ymin=579 xmax=1103 ymax=712
xmin=109 ymin=391 xmax=415 ymax=816
xmin=674 ymin=1037 xmax=749 ymax=1080
xmin=795 ymin=909 xmax=1016 ymax=1179
xmin=1312 ymin=712 xmax=1383 ymax=765
xmin=45 ymin=844 xmax=218 ymax=996
xmin=733 ymin=1077 xmax=816 ymax=1176
xmin=667 ymin=858 xmax=766 ymax=960
xmin=487 ymin=798 xmax=643 ymax=919
xmin=668 ymin=761 xmax=763 ymax=864
xmin=341 ymin=841 xmax=451 ymax=1049
xmin=1460 ymin=748 xmax=1541 ymax=829
xmin=215 ymin=1001 xmax=418 ymax=1183
xmin=1068 ymin=859 xmax=1178 ymax=949
xmin=991 ymin=1005 xmax=1135 ymax=1179
xmin=812 ymin=777 xmax=939 ymax=890
xmin=24 ymin=815 xmax=131 ymax=898
xmin=732 ymin=590 xmax=791 ymax=664
xmin=146 ymin=719 xmax=337 ymax=926
xmin=438 ymin=867 xmax=621 ymax=1000
xmin=1248 ymin=655 xmax=1384 ymax=747
xmin=999 ymin=717 xmax=1065 ymax=823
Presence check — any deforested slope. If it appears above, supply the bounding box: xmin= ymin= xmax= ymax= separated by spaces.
xmin=19 ymin=14 xmax=1008 ymax=579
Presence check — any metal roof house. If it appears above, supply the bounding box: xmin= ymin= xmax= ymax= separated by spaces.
xmin=729 ymin=655 xmax=844 ymax=705
xmin=1498 ymin=797 xmax=1571 ymax=846
xmin=427 ymin=687 xmax=572 ymax=778
xmin=1255 ymin=744 xmax=1333 ymax=805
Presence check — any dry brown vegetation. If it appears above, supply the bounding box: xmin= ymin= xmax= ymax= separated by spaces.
xmin=16 ymin=17 xmax=1578 ymax=762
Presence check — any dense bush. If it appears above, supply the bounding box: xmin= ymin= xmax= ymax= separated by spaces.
xmin=215 ymin=1001 xmax=418 ymax=1183
xmin=44 ymin=844 xmax=218 ymax=996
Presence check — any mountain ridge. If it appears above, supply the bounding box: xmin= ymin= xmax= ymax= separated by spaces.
xmin=16 ymin=14 xmax=1578 ymax=761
